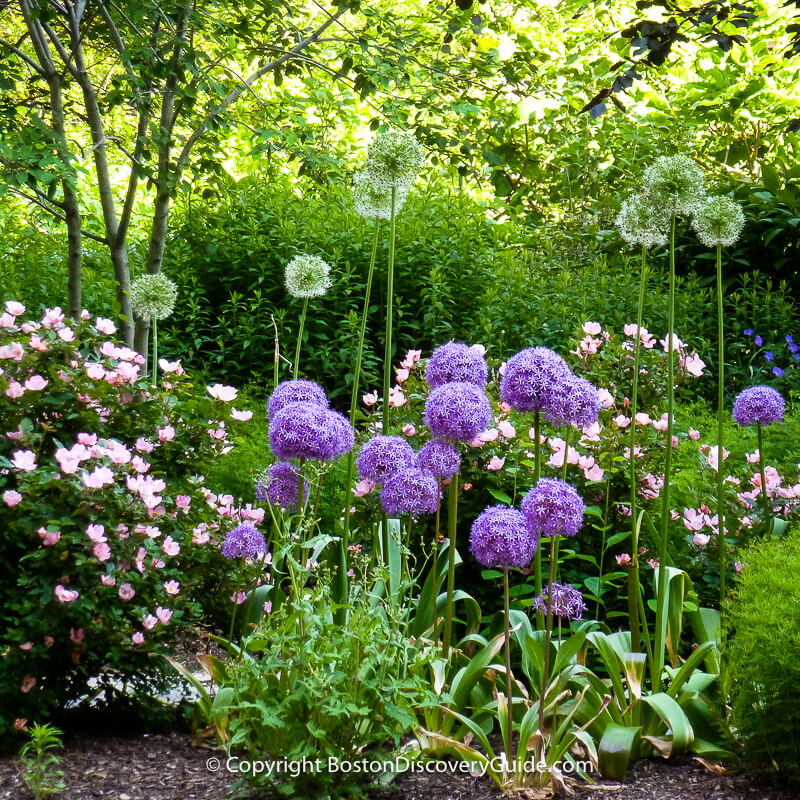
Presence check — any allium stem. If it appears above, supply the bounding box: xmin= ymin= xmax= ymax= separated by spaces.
xmin=335 ymin=221 xmax=380 ymax=624
xmin=533 ymin=410 xmax=543 ymax=630
xmin=539 ymin=535 xmax=558 ymax=740
xmin=228 ymin=558 xmax=246 ymax=645
xmin=382 ymin=186 xmax=397 ymax=432
xmin=628 ymin=246 xmax=647 ymax=648
xmin=442 ymin=474 xmax=459 ymax=659
xmin=433 ymin=478 xmax=442 ymax=647
xmin=151 ymin=317 xmax=158 ymax=384
xmin=654 ymin=214 xmax=676 ymax=692
xmin=715 ymin=243 xmax=727 ymax=603
xmin=757 ymin=423 xmax=771 ymax=530
xmin=503 ymin=566 xmax=514 ymax=775
xmin=293 ymin=298 xmax=309 ymax=380
xmin=342 ymin=222 xmax=381 ymax=553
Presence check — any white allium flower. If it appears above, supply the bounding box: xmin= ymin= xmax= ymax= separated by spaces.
xmin=284 ymin=254 xmax=332 ymax=299
xmin=616 ymin=194 xmax=669 ymax=248
xmin=353 ymin=168 xmax=410 ymax=219
xmin=130 ymin=273 xmax=178 ymax=321
xmin=692 ymin=195 xmax=745 ymax=248
xmin=643 ymin=155 xmax=707 ymax=217
xmin=365 ymin=129 xmax=425 ymax=191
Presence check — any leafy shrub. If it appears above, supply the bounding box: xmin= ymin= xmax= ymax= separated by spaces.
xmin=727 ymin=530 xmax=800 ymax=785
xmin=220 ymin=585 xmax=436 ymax=799
xmin=0 ymin=303 xmax=263 ymax=739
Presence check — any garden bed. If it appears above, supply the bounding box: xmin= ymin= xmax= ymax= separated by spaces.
xmin=2 ymin=731 xmax=797 ymax=800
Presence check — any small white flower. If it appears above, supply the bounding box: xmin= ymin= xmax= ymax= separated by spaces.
xmin=284 ymin=254 xmax=332 ymax=299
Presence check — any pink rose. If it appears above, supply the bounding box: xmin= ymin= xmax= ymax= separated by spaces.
xmin=486 ymin=455 xmax=505 ymax=471
xmin=163 ymin=580 xmax=180 ymax=596
xmin=132 ymin=632 xmax=145 ymax=645
xmin=118 ymin=583 xmax=135 ymax=601
xmin=54 ymin=584 xmax=79 ymax=603
xmin=207 ymin=384 xmax=238 ymax=402
xmin=3 ymin=490 xmax=23 ymax=507
xmin=95 ymin=317 xmax=116 ymax=334
xmin=156 ymin=606 xmax=173 ymax=624
xmin=11 ymin=450 xmax=37 ymax=471
xmin=5 ymin=301 xmax=25 ymax=316
xmin=230 ymin=408 xmax=253 ymax=421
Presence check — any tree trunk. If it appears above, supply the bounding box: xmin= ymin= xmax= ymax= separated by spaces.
xmin=64 ymin=180 xmax=82 ymax=319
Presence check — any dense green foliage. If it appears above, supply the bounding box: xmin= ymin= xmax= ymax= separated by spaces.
xmin=727 ymin=530 xmax=800 ymax=784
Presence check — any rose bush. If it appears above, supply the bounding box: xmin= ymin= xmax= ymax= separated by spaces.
xmin=0 ymin=302 xmax=263 ymax=739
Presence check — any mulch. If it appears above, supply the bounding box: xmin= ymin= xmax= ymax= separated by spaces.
xmin=2 ymin=730 xmax=798 ymax=800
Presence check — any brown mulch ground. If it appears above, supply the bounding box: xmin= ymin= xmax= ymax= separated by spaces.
xmin=2 ymin=731 xmax=799 ymax=800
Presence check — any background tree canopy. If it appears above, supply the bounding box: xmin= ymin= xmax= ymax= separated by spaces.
xmin=1 ymin=0 xmax=799 ymax=354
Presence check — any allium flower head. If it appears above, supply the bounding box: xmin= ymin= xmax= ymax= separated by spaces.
xmin=532 ymin=582 xmax=586 ymax=621
xmin=417 ymin=438 xmax=461 ymax=480
xmin=268 ymin=379 xmax=328 ymax=420
xmin=521 ymin=478 xmax=585 ymax=538
xmin=424 ymin=382 xmax=492 ymax=442
xmin=130 ymin=273 xmax=178 ymax=321
xmin=691 ymin=195 xmax=745 ymax=248
xmin=380 ymin=467 xmax=439 ymax=518
xmin=500 ymin=347 xmax=572 ymax=413
xmin=284 ymin=254 xmax=332 ymax=299
xmin=354 ymin=168 xmax=409 ymax=219
xmin=357 ymin=435 xmax=416 ymax=483
xmin=365 ymin=129 xmax=425 ymax=191
xmin=328 ymin=410 xmax=355 ymax=457
xmin=470 ymin=505 xmax=539 ymax=569
xmin=642 ymin=155 xmax=706 ymax=217
xmin=269 ymin=401 xmax=341 ymax=461
xmin=732 ymin=385 xmax=785 ymax=427
xmin=425 ymin=341 xmax=488 ymax=388
xmin=616 ymin=193 xmax=669 ymax=248
xmin=256 ymin=462 xmax=308 ymax=509
xmin=544 ymin=375 xmax=601 ymax=429
xmin=221 ymin=523 xmax=266 ymax=559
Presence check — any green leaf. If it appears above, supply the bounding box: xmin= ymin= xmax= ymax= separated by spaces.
xmin=598 ymin=724 xmax=641 ymax=780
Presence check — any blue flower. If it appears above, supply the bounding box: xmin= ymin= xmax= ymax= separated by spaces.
xmin=764 ymin=352 xmax=774 ymax=362
xmin=754 ymin=335 xmax=763 ymax=347
xmin=773 ymin=367 xmax=785 ymax=378
xmin=744 ymin=329 xmax=754 ymax=336
xmin=789 ymin=343 xmax=799 ymax=354
xmin=786 ymin=334 xmax=794 ymax=344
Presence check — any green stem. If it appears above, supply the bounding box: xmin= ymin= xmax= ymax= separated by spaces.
xmin=342 ymin=221 xmax=381 ymax=553
xmin=503 ymin=567 xmax=514 ymax=774
xmin=595 ymin=481 xmax=611 ymax=623
xmin=228 ymin=558 xmax=246 ymax=644
xmin=533 ymin=411 xmax=543 ymax=629
xmin=151 ymin=317 xmax=158 ymax=384
xmin=293 ymin=298 xmax=309 ymax=380
xmin=442 ymin=474 xmax=459 ymax=659
xmin=433 ymin=479 xmax=442 ymax=647
xmin=627 ymin=246 xmax=647 ymax=648
xmin=539 ymin=535 xmax=558 ymax=739
xmin=654 ymin=214 xmax=676 ymax=692
xmin=757 ymin=423 xmax=771 ymax=530
xmin=716 ymin=243 xmax=727 ymax=602
xmin=382 ymin=186 xmax=397 ymax=432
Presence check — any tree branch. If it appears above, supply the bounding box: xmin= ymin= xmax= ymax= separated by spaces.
xmin=0 ymin=37 xmax=46 ymax=76
xmin=9 ymin=187 xmax=108 ymax=244
xmin=176 ymin=6 xmax=349 ymax=171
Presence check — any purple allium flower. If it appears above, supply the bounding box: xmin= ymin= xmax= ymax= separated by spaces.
xmin=499 ymin=347 xmax=572 ymax=413
xmin=521 ymin=478 xmax=585 ymax=538
xmin=269 ymin=401 xmax=340 ymax=461
xmin=754 ymin=335 xmax=763 ymax=347
xmin=425 ymin=340 xmax=488 ymax=388
xmin=773 ymin=367 xmax=785 ymax=378
xmin=424 ymin=382 xmax=492 ymax=442
xmin=256 ymin=462 xmax=308 ymax=509
xmin=379 ymin=467 xmax=439 ymax=518
xmin=356 ymin=435 xmax=416 ymax=483
xmin=417 ymin=438 xmax=461 ymax=480
xmin=543 ymin=375 xmax=601 ymax=429
xmin=221 ymin=523 xmax=266 ymax=559
xmin=532 ymin=582 xmax=586 ymax=621
xmin=732 ymin=385 xmax=785 ymax=427
xmin=469 ymin=505 xmax=539 ymax=569
xmin=327 ymin=410 xmax=355 ymax=457
xmin=764 ymin=351 xmax=774 ymax=362
xmin=267 ymin=379 xmax=328 ymax=420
